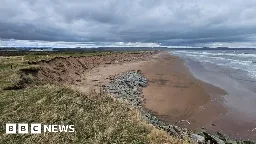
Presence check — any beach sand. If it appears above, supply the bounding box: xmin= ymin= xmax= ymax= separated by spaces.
xmin=140 ymin=52 xmax=227 ymax=129
xmin=141 ymin=52 xmax=256 ymax=140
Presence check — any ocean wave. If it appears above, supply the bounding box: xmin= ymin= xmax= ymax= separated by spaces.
xmin=171 ymin=50 xmax=256 ymax=79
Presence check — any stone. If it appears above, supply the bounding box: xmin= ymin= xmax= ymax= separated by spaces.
xmin=191 ymin=134 xmax=205 ymax=143
xmin=203 ymin=132 xmax=225 ymax=144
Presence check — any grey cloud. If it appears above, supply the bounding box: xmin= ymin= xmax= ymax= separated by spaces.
xmin=1 ymin=0 xmax=256 ymax=46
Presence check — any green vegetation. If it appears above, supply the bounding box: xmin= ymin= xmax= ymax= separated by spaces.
xmin=1 ymin=51 xmax=113 ymax=63
xmin=0 ymin=52 xmax=187 ymax=144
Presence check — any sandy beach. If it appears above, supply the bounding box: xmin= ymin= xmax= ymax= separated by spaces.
xmin=140 ymin=53 xmax=227 ymax=129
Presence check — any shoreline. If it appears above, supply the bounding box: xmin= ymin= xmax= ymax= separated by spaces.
xmin=177 ymin=53 xmax=256 ymax=140
xmin=142 ymin=52 xmax=256 ymax=141
xmin=140 ymin=52 xmax=227 ymax=130
xmin=101 ymin=51 xmax=254 ymax=143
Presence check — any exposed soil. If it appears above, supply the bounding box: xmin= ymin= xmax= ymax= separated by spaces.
xmin=34 ymin=52 xmax=157 ymax=86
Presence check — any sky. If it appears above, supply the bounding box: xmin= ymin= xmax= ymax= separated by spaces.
xmin=1 ymin=0 xmax=256 ymax=48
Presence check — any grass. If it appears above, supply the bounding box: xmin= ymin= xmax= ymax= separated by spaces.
xmin=0 ymin=52 xmax=189 ymax=144
xmin=0 ymin=51 xmax=113 ymax=64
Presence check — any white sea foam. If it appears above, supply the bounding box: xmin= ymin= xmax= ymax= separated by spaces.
xmin=171 ymin=50 xmax=256 ymax=79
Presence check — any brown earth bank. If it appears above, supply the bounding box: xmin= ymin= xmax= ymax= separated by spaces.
xmin=35 ymin=51 xmax=157 ymax=86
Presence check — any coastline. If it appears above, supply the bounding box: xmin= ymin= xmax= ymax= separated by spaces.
xmin=15 ymin=51 xmax=255 ymax=142
xmin=174 ymin=52 xmax=256 ymax=140
xmin=98 ymin=51 xmax=254 ymax=142
xmin=70 ymin=51 xmax=229 ymax=134
xmin=140 ymin=52 xmax=227 ymax=130
xmin=54 ymin=51 xmax=254 ymax=141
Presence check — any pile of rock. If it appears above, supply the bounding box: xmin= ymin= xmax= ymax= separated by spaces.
xmin=104 ymin=71 xmax=255 ymax=144
xmin=104 ymin=71 xmax=147 ymax=107
xmin=104 ymin=71 xmax=189 ymax=138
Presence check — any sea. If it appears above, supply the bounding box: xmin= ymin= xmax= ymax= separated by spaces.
xmin=170 ymin=49 xmax=256 ymax=140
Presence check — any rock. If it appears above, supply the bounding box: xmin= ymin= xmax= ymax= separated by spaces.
xmin=226 ymin=140 xmax=238 ymax=144
xmin=216 ymin=132 xmax=227 ymax=141
xmin=191 ymin=134 xmax=205 ymax=143
xmin=243 ymin=141 xmax=255 ymax=144
xmin=103 ymin=71 xmax=191 ymax=138
xmin=203 ymin=132 xmax=225 ymax=144
xmin=104 ymin=71 xmax=148 ymax=107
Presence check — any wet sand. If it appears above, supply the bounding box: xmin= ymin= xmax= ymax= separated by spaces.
xmin=141 ymin=52 xmax=227 ymax=129
xmin=184 ymin=57 xmax=256 ymax=140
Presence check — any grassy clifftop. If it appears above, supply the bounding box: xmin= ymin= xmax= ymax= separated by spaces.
xmin=0 ymin=52 xmax=187 ymax=144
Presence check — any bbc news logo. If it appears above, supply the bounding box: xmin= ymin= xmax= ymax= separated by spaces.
xmin=6 ymin=123 xmax=75 ymax=134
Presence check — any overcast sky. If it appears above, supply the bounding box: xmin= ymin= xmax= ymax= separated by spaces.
xmin=1 ymin=0 xmax=256 ymax=47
